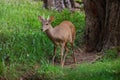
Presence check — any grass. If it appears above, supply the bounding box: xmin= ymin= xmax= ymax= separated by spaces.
xmin=0 ymin=0 xmax=120 ymax=80
xmin=29 ymin=58 xmax=120 ymax=80
xmin=63 ymin=59 xmax=120 ymax=80
xmin=0 ymin=0 xmax=85 ymax=64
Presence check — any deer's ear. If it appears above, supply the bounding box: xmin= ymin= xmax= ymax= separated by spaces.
xmin=38 ymin=16 xmax=43 ymax=21
xmin=49 ymin=16 xmax=54 ymax=22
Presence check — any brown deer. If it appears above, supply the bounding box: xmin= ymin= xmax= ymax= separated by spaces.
xmin=38 ymin=15 xmax=76 ymax=67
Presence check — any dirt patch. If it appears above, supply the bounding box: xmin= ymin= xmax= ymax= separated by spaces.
xmin=54 ymin=48 xmax=102 ymax=67
xmin=67 ymin=49 xmax=98 ymax=64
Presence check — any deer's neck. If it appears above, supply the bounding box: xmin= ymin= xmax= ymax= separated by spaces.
xmin=45 ymin=26 xmax=55 ymax=41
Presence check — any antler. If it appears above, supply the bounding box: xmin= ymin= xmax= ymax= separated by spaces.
xmin=42 ymin=14 xmax=50 ymax=20
xmin=47 ymin=15 xmax=50 ymax=20
xmin=43 ymin=13 xmax=45 ymax=19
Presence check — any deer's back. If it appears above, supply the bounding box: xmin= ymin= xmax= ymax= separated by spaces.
xmin=53 ymin=21 xmax=76 ymax=43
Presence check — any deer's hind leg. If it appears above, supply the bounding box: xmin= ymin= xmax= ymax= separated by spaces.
xmin=71 ymin=42 xmax=76 ymax=63
xmin=60 ymin=42 xmax=66 ymax=67
xmin=62 ymin=43 xmax=69 ymax=66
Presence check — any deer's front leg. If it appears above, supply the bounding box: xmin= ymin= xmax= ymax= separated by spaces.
xmin=61 ymin=42 xmax=65 ymax=67
xmin=52 ymin=45 xmax=57 ymax=65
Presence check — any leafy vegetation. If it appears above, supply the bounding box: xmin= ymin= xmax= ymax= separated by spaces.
xmin=0 ymin=0 xmax=120 ymax=80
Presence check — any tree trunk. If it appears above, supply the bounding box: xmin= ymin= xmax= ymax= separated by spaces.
xmin=43 ymin=0 xmax=54 ymax=9
xmin=42 ymin=0 xmax=75 ymax=11
xmin=43 ymin=0 xmax=48 ymax=9
xmin=84 ymin=0 xmax=120 ymax=52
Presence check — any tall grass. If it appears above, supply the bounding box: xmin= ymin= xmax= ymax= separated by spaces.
xmin=0 ymin=0 xmax=85 ymax=62
xmin=0 ymin=0 xmax=85 ymax=79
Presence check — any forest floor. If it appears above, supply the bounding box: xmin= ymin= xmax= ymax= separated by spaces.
xmin=17 ymin=49 xmax=102 ymax=80
xmin=54 ymin=48 xmax=102 ymax=67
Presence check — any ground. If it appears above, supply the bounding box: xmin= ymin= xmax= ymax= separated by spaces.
xmin=67 ymin=50 xmax=98 ymax=64
xmin=18 ymin=49 xmax=100 ymax=80
xmin=0 ymin=48 xmax=103 ymax=80
xmin=54 ymin=48 xmax=102 ymax=67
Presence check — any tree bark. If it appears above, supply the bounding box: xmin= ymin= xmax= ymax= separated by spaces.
xmin=43 ymin=0 xmax=54 ymax=9
xmin=42 ymin=0 xmax=75 ymax=11
xmin=84 ymin=0 xmax=120 ymax=52
xmin=43 ymin=0 xmax=48 ymax=9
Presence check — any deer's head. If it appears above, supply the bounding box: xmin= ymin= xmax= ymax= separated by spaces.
xmin=38 ymin=15 xmax=54 ymax=32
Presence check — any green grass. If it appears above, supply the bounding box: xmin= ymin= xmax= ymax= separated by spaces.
xmin=26 ymin=58 xmax=120 ymax=80
xmin=62 ymin=59 xmax=120 ymax=80
xmin=0 ymin=0 xmax=120 ymax=80
xmin=0 ymin=0 xmax=85 ymax=62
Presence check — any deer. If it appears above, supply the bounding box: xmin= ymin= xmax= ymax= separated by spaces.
xmin=38 ymin=15 xmax=76 ymax=67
